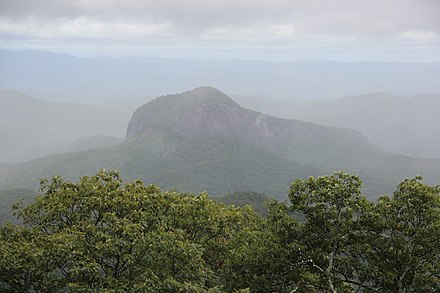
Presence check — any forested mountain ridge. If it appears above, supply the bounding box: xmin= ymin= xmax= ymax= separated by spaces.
xmin=0 ymin=89 xmax=124 ymax=163
xmin=288 ymin=92 xmax=440 ymax=159
xmin=0 ymin=87 xmax=439 ymax=201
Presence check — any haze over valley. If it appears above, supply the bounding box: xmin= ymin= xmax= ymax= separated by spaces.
xmin=0 ymin=89 xmax=125 ymax=163
xmin=1 ymin=49 xmax=440 ymax=163
xmin=2 ymin=49 xmax=440 ymax=103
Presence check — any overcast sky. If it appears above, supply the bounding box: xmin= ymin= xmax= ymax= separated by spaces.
xmin=0 ymin=0 xmax=439 ymax=61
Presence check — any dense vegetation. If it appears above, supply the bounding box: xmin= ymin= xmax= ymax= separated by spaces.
xmin=2 ymin=87 xmax=440 ymax=200
xmin=1 ymin=170 xmax=439 ymax=292
xmin=217 ymin=191 xmax=270 ymax=216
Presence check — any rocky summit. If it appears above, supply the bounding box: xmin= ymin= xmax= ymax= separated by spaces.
xmin=126 ymin=86 xmax=367 ymax=149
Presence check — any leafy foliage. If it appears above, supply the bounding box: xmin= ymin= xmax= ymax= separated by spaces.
xmin=0 ymin=170 xmax=258 ymax=292
xmin=287 ymin=172 xmax=369 ymax=292
xmin=1 ymin=170 xmax=439 ymax=292
xmin=217 ymin=191 xmax=270 ymax=215
xmin=356 ymin=177 xmax=440 ymax=292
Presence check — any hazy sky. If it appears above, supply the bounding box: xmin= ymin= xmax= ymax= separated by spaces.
xmin=0 ymin=0 xmax=439 ymax=61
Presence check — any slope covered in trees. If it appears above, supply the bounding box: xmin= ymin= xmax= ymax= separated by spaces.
xmin=1 ymin=170 xmax=439 ymax=292
xmin=0 ymin=90 xmax=124 ymax=163
xmin=288 ymin=93 xmax=440 ymax=159
xmin=1 ymin=87 xmax=440 ymax=200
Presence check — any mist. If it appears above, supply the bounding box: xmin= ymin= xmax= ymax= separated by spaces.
xmin=2 ymin=49 xmax=440 ymax=103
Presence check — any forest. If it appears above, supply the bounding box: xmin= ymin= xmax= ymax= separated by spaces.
xmin=1 ymin=170 xmax=439 ymax=292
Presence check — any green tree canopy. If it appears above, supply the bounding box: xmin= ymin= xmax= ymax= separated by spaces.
xmin=0 ymin=170 xmax=259 ymax=292
xmin=1 ymin=171 xmax=439 ymax=292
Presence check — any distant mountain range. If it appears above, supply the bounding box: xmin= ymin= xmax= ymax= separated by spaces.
xmin=1 ymin=87 xmax=439 ymax=202
xmin=0 ymin=90 xmax=124 ymax=163
xmin=1 ymin=49 xmax=440 ymax=102
xmin=289 ymin=93 xmax=440 ymax=159
xmin=240 ymin=92 xmax=440 ymax=159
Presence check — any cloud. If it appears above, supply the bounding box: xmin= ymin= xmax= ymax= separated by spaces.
xmin=399 ymin=30 xmax=440 ymax=41
xmin=0 ymin=0 xmax=439 ymax=60
xmin=0 ymin=17 xmax=172 ymax=39
xmin=2 ymin=0 xmax=439 ymax=37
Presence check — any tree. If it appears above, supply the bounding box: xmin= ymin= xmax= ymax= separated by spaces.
xmin=357 ymin=176 xmax=440 ymax=292
xmin=223 ymin=172 xmax=371 ymax=293
xmin=0 ymin=170 xmax=259 ymax=292
xmin=288 ymin=172 xmax=371 ymax=292
xmin=1 ymin=170 xmax=439 ymax=292
xmin=221 ymin=200 xmax=305 ymax=292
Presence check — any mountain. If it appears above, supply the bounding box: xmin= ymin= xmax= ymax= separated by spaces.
xmin=0 ymin=90 xmax=125 ymax=163
xmin=1 ymin=49 xmax=440 ymax=102
xmin=231 ymin=94 xmax=307 ymax=119
xmin=287 ymin=93 xmax=440 ymax=159
xmin=0 ymin=87 xmax=439 ymax=201
xmin=0 ymin=189 xmax=35 ymax=223
xmin=127 ymin=87 xmax=370 ymax=154
xmin=29 ymin=135 xmax=124 ymax=157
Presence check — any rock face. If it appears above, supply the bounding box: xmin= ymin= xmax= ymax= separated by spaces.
xmin=126 ymin=86 xmax=368 ymax=148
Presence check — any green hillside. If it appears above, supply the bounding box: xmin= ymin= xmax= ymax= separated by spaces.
xmin=0 ymin=87 xmax=439 ymax=201
xmin=0 ymin=135 xmax=316 ymax=198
